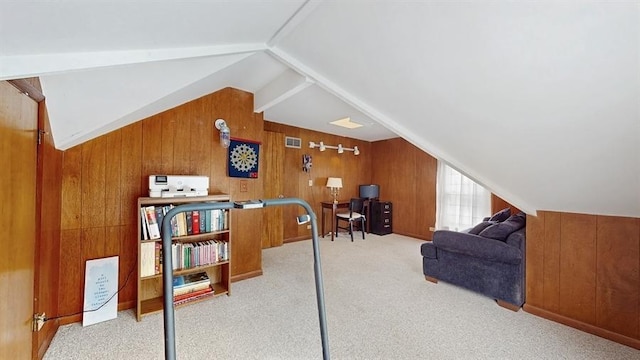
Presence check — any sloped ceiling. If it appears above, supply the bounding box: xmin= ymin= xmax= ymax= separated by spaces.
xmin=1 ymin=1 xmax=638 ymax=218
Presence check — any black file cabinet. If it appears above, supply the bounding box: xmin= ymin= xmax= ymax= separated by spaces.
xmin=371 ymin=201 xmax=392 ymax=235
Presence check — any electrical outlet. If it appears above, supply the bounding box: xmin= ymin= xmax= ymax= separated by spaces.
xmin=308 ymin=179 xmax=313 ymax=187
xmin=33 ymin=313 xmax=45 ymax=332
xmin=306 ymin=224 xmax=311 ymax=230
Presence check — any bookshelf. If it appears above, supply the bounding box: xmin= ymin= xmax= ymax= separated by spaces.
xmin=136 ymin=194 xmax=231 ymax=321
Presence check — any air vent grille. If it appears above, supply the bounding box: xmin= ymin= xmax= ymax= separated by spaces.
xmin=285 ymin=136 xmax=302 ymax=149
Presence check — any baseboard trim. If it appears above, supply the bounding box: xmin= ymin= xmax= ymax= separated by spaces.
xmin=284 ymin=235 xmax=311 ymax=243
xmin=393 ymin=231 xmax=431 ymax=241
xmin=36 ymin=319 xmax=59 ymax=360
xmin=523 ymin=304 xmax=640 ymax=350
xmin=231 ymin=269 xmax=263 ymax=282
xmin=118 ymin=300 xmax=136 ymax=311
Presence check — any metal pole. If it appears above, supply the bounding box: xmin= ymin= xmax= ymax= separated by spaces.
xmin=263 ymin=198 xmax=330 ymax=360
xmin=159 ymin=198 xmax=329 ymax=360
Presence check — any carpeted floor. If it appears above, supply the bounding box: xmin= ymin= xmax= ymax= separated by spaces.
xmin=44 ymin=233 xmax=639 ymax=359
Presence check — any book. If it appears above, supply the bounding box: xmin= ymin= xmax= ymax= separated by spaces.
xmin=191 ymin=211 xmax=200 ymax=235
xmin=173 ymin=272 xmax=211 ymax=296
xmin=177 ymin=212 xmax=187 ymax=236
xmin=155 ymin=207 xmax=165 ymax=237
xmin=174 ymin=288 xmax=215 ymax=306
xmin=173 ymin=272 xmax=210 ymax=288
xmin=204 ymin=210 xmax=212 ymax=233
xmin=212 ymin=210 xmax=220 ymax=231
xmin=140 ymin=242 xmax=156 ymax=277
xmin=140 ymin=207 xmax=149 ymax=240
xmin=155 ymin=242 xmax=162 ymax=274
xmin=173 ymin=286 xmax=213 ymax=302
xmin=186 ymin=211 xmax=193 ymax=235
xmin=223 ymin=209 xmax=229 ymax=230
xmin=199 ymin=210 xmax=206 ymax=234
xmin=144 ymin=206 xmax=161 ymax=239
xmin=174 ymin=281 xmax=211 ymax=296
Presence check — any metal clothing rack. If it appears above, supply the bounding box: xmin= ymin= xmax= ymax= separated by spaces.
xmin=160 ymin=198 xmax=330 ymax=360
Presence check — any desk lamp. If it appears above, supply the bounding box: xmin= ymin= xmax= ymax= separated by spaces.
xmin=326 ymin=177 xmax=343 ymax=203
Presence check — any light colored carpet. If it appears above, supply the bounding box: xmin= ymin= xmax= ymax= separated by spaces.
xmin=44 ymin=233 xmax=639 ymax=359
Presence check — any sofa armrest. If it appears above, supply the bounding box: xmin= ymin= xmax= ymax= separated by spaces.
xmin=432 ymin=230 xmax=522 ymax=264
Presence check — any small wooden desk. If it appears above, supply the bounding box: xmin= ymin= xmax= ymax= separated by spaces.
xmin=321 ymin=200 xmax=349 ymax=241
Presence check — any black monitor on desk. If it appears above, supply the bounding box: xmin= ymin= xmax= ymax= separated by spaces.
xmin=359 ymin=184 xmax=379 ymax=200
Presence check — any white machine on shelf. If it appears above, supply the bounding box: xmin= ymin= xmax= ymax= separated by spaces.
xmin=149 ymin=175 xmax=209 ymax=198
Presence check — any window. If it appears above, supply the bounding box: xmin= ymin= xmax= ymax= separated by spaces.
xmin=435 ymin=161 xmax=490 ymax=231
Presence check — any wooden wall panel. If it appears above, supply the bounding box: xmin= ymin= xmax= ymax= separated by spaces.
xmin=58 ymin=229 xmax=83 ymax=318
xmin=81 ymin=137 xmax=107 ymax=229
xmin=141 ymin=116 xmax=163 ymax=176
xmin=205 ymin=91 xmax=229 ymax=194
xmin=596 ymin=216 xmax=639 ymax=338
xmin=542 ymin=212 xmax=561 ymax=312
xmin=104 ymin=130 xmax=122 ymax=226
xmin=262 ymin=131 xmax=284 ymax=248
xmin=172 ymin=106 xmax=191 ymax=175
xmin=263 ymin=121 xmax=372 ymax=241
xmin=525 ymin=212 xmax=545 ymax=307
xmin=160 ymin=112 xmax=176 ymax=172
xmin=558 ymin=213 xmax=597 ymax=324
xmin=370 ymin=138 xmax=437 ymax=241
xmin=190 ymin=107 xmax=213 ymax=178
xmin=120 ymin=122 xmax=143 ymax=225
xmin=525 ymin=210 xmax=640 ymax=349
xmin=414 ymin=148 xmax=437 ymax=239
xmin=61 ymin=146 xmax=82 ymax=230
xmin=82 ymin=227 xmax=106 ymax=261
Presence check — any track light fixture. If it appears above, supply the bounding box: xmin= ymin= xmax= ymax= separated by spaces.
xmin=309 ymin=141 xmax=360 ymax=155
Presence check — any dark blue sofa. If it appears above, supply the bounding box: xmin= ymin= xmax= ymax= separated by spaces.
xmin=421 ymin=211 xmax=526 ymax=310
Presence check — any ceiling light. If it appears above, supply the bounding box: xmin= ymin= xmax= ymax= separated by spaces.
xmin=329 ymin=117 xmax=363 ymax=129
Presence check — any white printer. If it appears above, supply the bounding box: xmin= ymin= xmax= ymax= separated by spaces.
xmin=148 ymin=175 xmax=209 ymax=198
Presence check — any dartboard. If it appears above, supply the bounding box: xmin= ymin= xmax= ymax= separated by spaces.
xmin=230 ymin=143 xmax=258 ymax=172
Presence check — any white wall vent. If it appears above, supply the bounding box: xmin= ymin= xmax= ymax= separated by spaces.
xmin=285 ymin=136 xmax=302 ymax=149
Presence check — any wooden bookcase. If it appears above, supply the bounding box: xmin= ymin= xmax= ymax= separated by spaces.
xmin=136 ymin=194 xmax=231 ymax=321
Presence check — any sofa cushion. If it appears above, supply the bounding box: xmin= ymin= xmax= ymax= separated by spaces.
xmin=468 ymin=221 xmax=496 ymax=235
xmin=479 ymin=212 xmax=526 ymax=241
xmin=488 ymin=207 xmax=511 ymax=222
xmin=432 ymin=230 xmax=522 ymax=264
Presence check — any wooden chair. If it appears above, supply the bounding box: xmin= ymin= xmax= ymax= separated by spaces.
xmin=335 ymin=198 xmax=366 ymax=241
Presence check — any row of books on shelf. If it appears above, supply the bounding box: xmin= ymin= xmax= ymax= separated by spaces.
xmin=140 ymin=205 xmax=229 ymax=240
xmin=172 ymin=272 xmax=215 ymax=306
xmin=140 ymin=240 xmax=229 ymax=277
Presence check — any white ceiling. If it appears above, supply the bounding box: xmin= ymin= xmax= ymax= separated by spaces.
xmin=1 ymin=1 xmax=638 ymax=218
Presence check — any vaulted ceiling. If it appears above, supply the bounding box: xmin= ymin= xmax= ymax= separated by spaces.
xmin=1 ymin=1 xmax=638 ymax=217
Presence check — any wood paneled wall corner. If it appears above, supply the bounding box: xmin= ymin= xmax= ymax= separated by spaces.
xmin=524 ymin=210 xmax=640 ymax=349
xmin=371 ymin=138 xmax=437 ymax=241
xmin=58 ymin=87 xmax=265 ymax=321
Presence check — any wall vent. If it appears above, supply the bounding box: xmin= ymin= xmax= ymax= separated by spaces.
xmin=285 ymin=136 xmax=302 ymax=149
